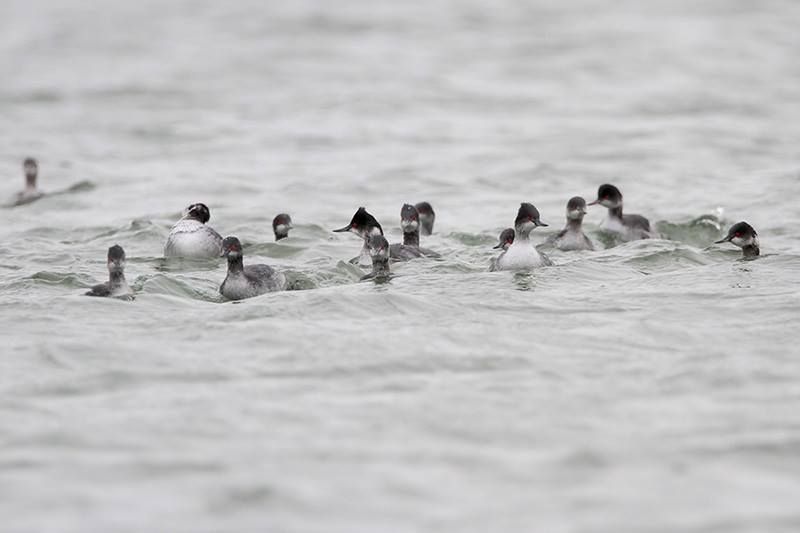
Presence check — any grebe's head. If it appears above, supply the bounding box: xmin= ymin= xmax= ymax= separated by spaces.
xmin=367 ymin=234 xmax=390 ymax=261
xmin=272 ymin=213 xmax=293 ymax=241
xmin=400 ymin=204 xmax=419 ymax=233
xmin=333 ymin=207 xmax=383 ymax=239
xmin=493 ymin=228 xmax=515 ymax=250
xmin=221 ymin=236 xmax=243 ymax=259
xmin=588 ymin=184 xmax=622 ymax=209
xmin=107 ymin=244 xmax=126 ymax=273
xmin=23 ymin=157 xmax=38 ymax=184
xmin=715 ymin=221 xmax=758 ymax=249
xmin=184 ymin=203 xmax=211 ymax=224
xmin=514 ymin=202 xmax=548 ymax=234
xmin=415 ymin=201 xmax=435 ymax=235
xmin=566 ymin=196 xmax=588 ymax=221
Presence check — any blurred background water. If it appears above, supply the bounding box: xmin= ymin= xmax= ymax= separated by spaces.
xmin=1 ymin=0 xmax=799 ymax=531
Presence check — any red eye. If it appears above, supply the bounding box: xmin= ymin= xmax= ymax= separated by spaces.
xmin=603 ymin=195 xmax=609 ymax=200
xmin=734 ymin=232 xmax=741 ymax=238
xmin=352 ymin=223 xmax=358 ymax=229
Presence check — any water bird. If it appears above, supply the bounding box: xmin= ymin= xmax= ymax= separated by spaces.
xmin=361 ymin=234 xmax=392 ymax=281
xmin=13 ymin=158 xmax=45 ymax=206
xmin=219 ymin=236 xmax=286 ymax=300
xmin=495 ymin=203 xmax=552 ymax=271
xmin=333 ymin=207 xmax=384 ymax=267
xmin=389 ymin=204 xmax=440 ymax=260
xmin=490 ymin=228 xmax=515 ymax=272
xmin=85 ymin=245 xmax=132 ymax=298
xmin=546 ymin=196 xmax=594 ymax=251
xmin=164 ymin=203 xmax=223 ymax=259
xmin=272 ymin=213 xmax=293 ymax=241
xmin=715 ymin=221 xmax=760 ymax=258
xmin=588 ymin=184 xmax=651 ymax=241
xmin=415 ymin=201 xmax=436 ymax=235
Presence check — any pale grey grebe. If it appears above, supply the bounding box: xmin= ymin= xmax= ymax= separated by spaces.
xmin=495 ymin=203 xmax=552 ymax=271
xmin=164 ymin=203 xmax=223 ymax=259
xmin=85 ymin=245 xmax=132 ymax=298
xmin=219 ymin=236 xmax=287 ymax=300
xmin=588 ymin=184 xmax=652 ymax=241
xmin=546 ymin=196 xmax=594 ymax=251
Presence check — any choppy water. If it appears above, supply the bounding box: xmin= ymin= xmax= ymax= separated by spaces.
xmin=2 ymin=1 xmax=800 ymax=531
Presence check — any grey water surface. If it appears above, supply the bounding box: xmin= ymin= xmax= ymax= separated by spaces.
xmin=1 ymin=0 xmax=800 ymax=532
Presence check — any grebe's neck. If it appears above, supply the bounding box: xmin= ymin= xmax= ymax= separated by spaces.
xmin=566 ymin=218 xmax=584 ymax=231
xmin=742 ymin=244 xmax=760 ymax=258
xmin=109 ymin=270 xmax=126 ymax=286
xmin=227 ymin=255 xmax=244 ymax=274
xmin=402 ymin=230 xmax=419 ymax=247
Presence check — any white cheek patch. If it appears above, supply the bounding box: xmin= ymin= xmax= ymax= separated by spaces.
xmin=567 ymin=209 xmax=583 ymax=220
xmin=599 ymin=199 xmax=621 ymax=209
xmin=275 ymin=224 xmax=288 ymax=234
xmin=517 ymin=221 xmax=535 ymax=233
xmin=731 ymin=236 xmax=747 ymax=247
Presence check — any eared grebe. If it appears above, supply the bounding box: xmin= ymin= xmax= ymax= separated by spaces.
xmin=489 ymin=228 xmax=515 ymax=272
xmin=272 ymin=213 xmax=293 ymax=241
xmin=164 ymin=203 xmax=223 ymax=259
xmin=14 ymin=157 xmax=44 ymax=206
xmin=333 ymin=207 xmax=384 ymax=266
xmin=389 ymin=204 xmax=440 ymax=260
xmin=361 ymin=234 xmax=391 ymax=281
xmin=715 ymin=221 xmax=760 ymax=258
xmin=588 ymin=184 xmax=651 ymax=241
xmin=85 ymin=245 xmax=132 ymax=298
xmin=495 ymin=203 xmax=552 ymax=270
xmin=546 ymin=196 xmax=594 ymax=251
xmin=415 ymin=201 xmax=435 ymax=235
xmin=219 ymin=236 xmax=287 ymax=300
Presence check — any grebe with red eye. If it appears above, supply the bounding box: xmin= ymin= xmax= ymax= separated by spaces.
xmin=545 ymin=196 xmax=594 ymax=251
xmin=333 ymin=207 xmax=384 ymax=266
xmin=490 ymin=228 xmax=514 ymax=272
xmin=272 ymin=213 xmax=293 ymax=241
xmin=495 ymin=203 xmax=552 ymax=271
xmin=164 ymin=203 xmax=224 ymax=259
xmin=588 ymin=184 xmax=652 ymax=241
xmin=85 ymin=245 xmax=133 ymax=298
xmin=389 ymin=204 xmax=440 ymax=260
xmin=715 ymin=221 xmax=759 ymax=258
xmin=361 ymin=234 xmax=392 ymax=281
xmin=219 ymin=236 xmax=286 ymax=300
